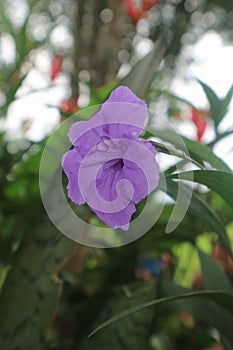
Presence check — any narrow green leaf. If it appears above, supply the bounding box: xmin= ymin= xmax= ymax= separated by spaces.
xmin=198 ymin=250 xmax=232 ymax=294
xmin=171 ymin=170 xmax=233 ymax=209
xmin=153 ymin=89 xmax=197 ymax=109
xmin=198 ymin=80 xmax=222 ymax=127
xmin=165 ymin=179 xmax=231 ymax=251
xmin=151 ymin=129 xmax=230 ymax=171
xmin=208 ymin=129 xmax=233 ymax=147
xmin=88 ymin=35 xmax=167 ymax=108
xmin=89 ymin=290 xmax=233 ymax=337
xmin=151 ymin=140 xmax=204 ymax=169
xmin=198 ymin=250 xmax=233 ymax=349
xmin=121 ymin=33 xmax=168 ymax=97
xmin=198 ymin=80 xmax=233 ymax=128
xmin=221 ymin=83 xmax=233 ymax=119
xmin=198 ymin=80 xmax=220 ymax=106
xmin=159 ymin=281 xmax=233 ymax=350
xmin=89 ymin=81 xmax=118 ymax=105
xmin=0 ymin=217 xmax=74 ymax=350
xmin=82 ymin=283 xmax=157 ymax=349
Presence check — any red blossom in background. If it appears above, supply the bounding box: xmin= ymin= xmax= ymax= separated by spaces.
xmin=191 ymin=107 xmax=209 ymax=142
xmin=50 ymin=54 xmax=63 ymax=81
xmin=142 ymin=0 xmax=159 ymax=11
xmin=124 ymin=0 xmax=144 ymax=23
xmin=124 ymin=0 xmax=159 ymax=24
xmin=60 ymin=97 xmax=78 ymax=114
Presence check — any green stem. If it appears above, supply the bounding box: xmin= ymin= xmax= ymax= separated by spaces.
xmin=151 ymin=140 xmax=205 ymax=169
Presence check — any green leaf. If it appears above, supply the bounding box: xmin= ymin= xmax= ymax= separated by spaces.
xmin=208 ymin=129 xmax=233 ymax=147
xmin=159 ymin=281 xmax=233 ymax=350
xmin=83 ymin=283 xmax=157 ymax=349
xmin=89 ymin=290 xmax=233 ymax=337
xmin=223 ymin=84 xmax=233 ymax=113
xmin=0 ymin=216 xmax=74 ymax=350
xmin=151 ymin=129 xmax=230 ymax=171
xmin=164 ymin=179 xmax=231 ymax=251
xmin=89 ymin=81 xmax=118 ymax=105
xmin=153 ymin=89 xmax=197 ymax=109
xmin=198 ymin=250 xmax=232 ymax=294
xmin=198 ymin=250 xmax=233 ymax=349
xmin=171 ymin=170 xmax=233 ymax=210
xmin=151 ymin=140 xmax=204 ymax=169
xmin=121 ymin=33 xmax=168 ymax=97
xmin=89 ymin=40 xmax=168 ymax=106
xmin=198 ymin=80 xmax=221 ymax=126
xmin=198 ymin=80 xmax=233 ymax=128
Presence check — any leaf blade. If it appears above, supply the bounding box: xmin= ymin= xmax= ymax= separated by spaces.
xmin=121 ymin=34 xmax=168 ymax=97
xmin=198 ymin=250 xmax=232 ymax=294
xmin=89 ymin=290 xmax=233 ymax=337
xmin=151 ymin=129 xmax=230 ymax=171
xmin=171 ymin=170 xmax=233 ymax=209
xmin=164 ymin=179 xmax=231 ymax=251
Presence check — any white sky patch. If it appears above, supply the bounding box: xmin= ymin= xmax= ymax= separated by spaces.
xmin=5 ymin=0 xmax=29 ymax=29
xmin=49 ymin=25 xmax=74 ymax=49
xmin=134 ymin=37 xmax=154 ymax=58
xmin=5 ymin=86 xmax=65 ymax=142
xmin=172 ymin=31 xmax=233 ymax=169
xmin=172 ymin=32 xmax=233 ymax=106
xmin=191 ymin=32 xmax=233 ymax=97
xmin=0 ymin=34 xmax=16 ymax=64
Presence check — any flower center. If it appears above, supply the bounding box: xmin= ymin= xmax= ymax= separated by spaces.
xmin=111 ymin=158 xmax=124 ymax=172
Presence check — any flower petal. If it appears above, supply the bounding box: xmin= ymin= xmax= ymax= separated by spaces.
xmin=94 ymin=202 xmax=136 ymax=230
xmin=106 ymin=86 xmax=146 ymax=107
xmin=122 ymin=160 xmax=150 ymax=203
xmin=68 ymin=86 xmax=148 ymax=147
xmin=61 ymin=86 xmax=160 ymax=231
xmin=62 ymin=149 xmax=85 ymax=204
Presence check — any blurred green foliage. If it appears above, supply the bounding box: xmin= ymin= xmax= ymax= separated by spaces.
xmin=0 ymin=0 xmax=233 ymax=350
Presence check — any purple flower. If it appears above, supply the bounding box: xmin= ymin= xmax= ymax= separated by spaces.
xmin=62 ymin=86 xmax=160 ymax=230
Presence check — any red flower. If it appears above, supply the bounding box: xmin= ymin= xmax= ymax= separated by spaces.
xmin=60 ymin=97 xmax=78 ymax=114
xmin=142 ymin=0 xmax=159 ymax=11
xmin=191 ymin=108 xmax=208 ymax=142
xmin=124 ymin=0 xmax=145 ymax=23
xmin=124 ymin=0 xmax=159 ymax=24
xmin=50 ymin=54 xmax=63 ymax=81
